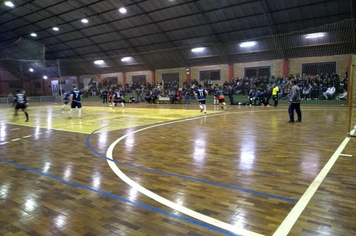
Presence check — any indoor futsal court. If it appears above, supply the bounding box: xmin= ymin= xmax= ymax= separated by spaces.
xmin=1 ymin=103 xmax=356 ymax=236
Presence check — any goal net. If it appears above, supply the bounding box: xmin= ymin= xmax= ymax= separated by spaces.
xmin=348 ymin=55 xmax=356 ymax=136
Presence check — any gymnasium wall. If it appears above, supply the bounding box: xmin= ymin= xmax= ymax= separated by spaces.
xmin=125 ymin=70 xmax=151 ymax=85
xmin=190 ymin=64 xmax=229 ymax=83
xmin=155 ymin=67 xmax=186 ymax=85
xmin=233 ymin=59 xmax=284 ymax=78
xmin=0 ymin=54 xmax=352 ymax=96
xmin=288 ymin=55 xmax=351 ymax=77
xmin=0 ymin=66 xmax=30 ymax=95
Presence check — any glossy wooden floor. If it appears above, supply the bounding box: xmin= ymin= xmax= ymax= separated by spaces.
xmin=0 ymin=102 xmax=355 ymax=236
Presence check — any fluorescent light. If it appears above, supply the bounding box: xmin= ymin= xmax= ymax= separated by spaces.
xmin=52 ymin=27 xmax=59 ymax=31
xmin=121 ymin=57 xmax=131 ymax=62
xmin=240 ymin=42 xmax=256 ymax=47
xmin=4 ymin=1 xmax=14 ymax=7
xmin=94 ymin=60 xmax=104 ymax=65
xmin=29 ymin=68 xmax=34 ymax=72
xmin=30 ymin=33 xmax=37 ymax=37
xmin=191 ymin=47 xmax=205 ymax=52
xmin=119 ymin=7 xmax=127 ymax=13
xmin=81 ymin=18 xmax=89 ymax=23
xmin=43 ymin=76 xmax=48 ymax=79
xmin=305 ymin=33 xmax=324 ymax=39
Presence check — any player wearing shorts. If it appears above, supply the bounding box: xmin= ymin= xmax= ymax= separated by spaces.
xmin=13 ymin=90 xmax=29 ymax=122
xmin=61 ymin=92 xmax=70 ymax=110
xmin=194 ymin=84 xmax=208 ymax=114
xmin=213 ymin=85 xmax=218 ymax=105
xmin=112 ymin=89 xmax=125 ymax=108
xmin=69 ymin=85 xmax=83 ymax=118
xmin=216 ymin=86 xmax=226 ymax=110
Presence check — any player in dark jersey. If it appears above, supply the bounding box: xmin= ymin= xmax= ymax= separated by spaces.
xmin=213 ymin=85 xmax=218 ymax=105
xmin=61 ymin=92 xmax=71 ymax=110
xmin=13 ymin=90 xmax=29 ymax=122
xmin=194 ymin=84 xmax=208 ymax=114
xmin=216 ymin=86 xmax=226 ymax=110
xmin=69 ymin=85 xmax=83 ymax=118
xmin=112 ymin=89 xmax=125 ymax=108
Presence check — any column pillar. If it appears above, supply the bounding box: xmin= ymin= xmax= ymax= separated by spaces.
xmin=42 ymin=79 xmax=46 ymax=95
xmin=0 ymin=81 xmax=3 ymax=94
xmin=151 ymin=71 xmax=155 ymax=85
xmin=283 ymin=59 xmax=289 ymax=78
xmin=229 ymin=64 xmax=234 ymax=82
xmin=186 ymin=67 xmax=190 ymax=82
xmin=122 ymin=72 xmax=126 ymax=86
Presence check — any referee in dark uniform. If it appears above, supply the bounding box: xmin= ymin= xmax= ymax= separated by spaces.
xmin=13 ymin=90 xmax=29 ymax=122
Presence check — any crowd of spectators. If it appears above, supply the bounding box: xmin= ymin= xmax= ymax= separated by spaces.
xmin=90 ymin=71 xmax=349 ymax=105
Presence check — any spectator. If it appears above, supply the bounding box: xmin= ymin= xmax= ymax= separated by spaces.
xmin=323 ymin=85 xmax=335 ymax=100
xmin=338 ymin=89 xmax=347 ymax=100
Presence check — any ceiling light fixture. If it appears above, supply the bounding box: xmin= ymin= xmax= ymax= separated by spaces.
xmin=52 ymin=27 xmax=59 ymax=31
xmin=29 ymin=68 xmax=34 ymax=72
xmin=81 ymin=18 xmax=89 ymax=23
xmin=43 ymin=76 xmax=48 ymax=79
xmin=4 ymin=1 xmax=14 ymax=7
xmin=121 ymin=57 xmax=131 ymax=62
xmin=119 ymin=7 xmax=127 ymax=13
xmin=191 ymin=47 xmax=205 ymax=52
xmin=30 ymin=33 xmax=37 ymax=37
xmin=94 ymin=60 xmax=105 ymax=65
xmin=240 ymin=42 xmax=256 ymax=47
xmin=305 ymin=33 xmax=325 ymax=39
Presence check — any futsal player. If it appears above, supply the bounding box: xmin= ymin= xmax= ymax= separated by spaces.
xmin=213 ymin=84 xmax=218 ymax=105
xmin=13 ymin=90 xmax=29 ymax=122
xmin=194 ymin=84 xmax=208 ymax=114
xmin=61 ymin=92 xmax=70 ymax=110
xmin=112 ymin=89 xmax=125 ymax=108
xmin=69 ymin=85 xmax=83 ymax=118
xmin=216 ymin=86 xmax=226 ymax=110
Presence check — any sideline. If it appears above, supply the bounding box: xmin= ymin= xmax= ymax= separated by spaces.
xmin=272 ymin=137 xmax=351 ymax=236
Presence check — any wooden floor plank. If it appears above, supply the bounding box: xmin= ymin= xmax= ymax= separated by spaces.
xmin=0 ymin=104 xmax=354 ymax=235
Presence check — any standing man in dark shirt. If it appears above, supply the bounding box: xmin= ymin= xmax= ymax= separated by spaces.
xmin=102 ymin=88 xmax=108 ymax=103
xmin=69 ymin=85 xmax=83 ymax=119
xmin=13 ymin=90 xmax=29 ymax=122
xmin=287 ymin=80 xmax=302 ymax=123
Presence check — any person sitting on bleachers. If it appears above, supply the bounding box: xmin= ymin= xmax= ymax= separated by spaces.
xmin=338 ymin=89 xmax=347 ymax=100
xmin=302 ymin=85 xmax=311 ymax=100
xmin=323 ymin=85 xmax=335 ymax=100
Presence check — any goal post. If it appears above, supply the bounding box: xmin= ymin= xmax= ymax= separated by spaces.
xmin=348 ymin=55 xmax=356 ymax=136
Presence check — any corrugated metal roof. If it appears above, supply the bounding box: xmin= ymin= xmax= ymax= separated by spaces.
xmin=0 ymin=0 xmax=354 ymax=78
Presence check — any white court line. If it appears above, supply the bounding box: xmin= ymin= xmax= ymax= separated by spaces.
xmin=23 ymin=135 xmax=32 ymax=138
xmin=10 ymin=128 xmax=20 ymax=131
xmin=273 ymin=137 xmax=351 ymax=236
xmin=105 ymin=108 xmax=349 ymax=235
xmin=0 ymin=142 xmax=9 ymax=145
xmin=339 ymin=154 xmax=352 ymax=157
xmin=11 ymin=138 xmax=21 ymax=142
xmin=106 ymin=114 xmax=266 ymax=236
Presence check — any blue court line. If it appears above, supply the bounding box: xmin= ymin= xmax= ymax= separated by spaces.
xmin=0 ymin=157 xmax=241 ymax=236
xmin=86 ymin=126 xmax=298 ymax=203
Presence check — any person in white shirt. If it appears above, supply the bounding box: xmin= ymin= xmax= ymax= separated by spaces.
xmin=323 ymin=85 xmax=336 ymax=100
xmin=338 ymin=89 xmax=347 ymax=100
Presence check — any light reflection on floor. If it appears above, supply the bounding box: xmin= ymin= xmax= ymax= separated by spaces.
xmin=0 ymin=105 xmax=218 ymax=133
